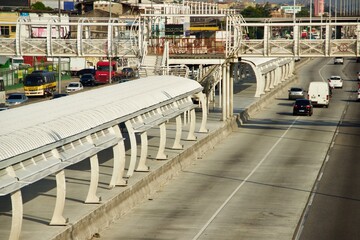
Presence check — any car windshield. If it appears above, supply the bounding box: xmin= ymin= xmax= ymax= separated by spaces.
xmin=296 ymin=99 xmax=310 ymax=105
xmin=8 ymin=94 xmax=22 ymax=100
xmin=68 ymin=83 xmax=79 ymax=87
xmin=330 ymin=76 xmax=341 ymax=80
xmin=81 ymin=74 xmax=93 ymax=79
xmin=290 ymin=88 xmax=302 ymax=92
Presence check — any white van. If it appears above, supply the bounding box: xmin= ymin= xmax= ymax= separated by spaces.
xmin=308 ymin=82 xmax=330 ymax=108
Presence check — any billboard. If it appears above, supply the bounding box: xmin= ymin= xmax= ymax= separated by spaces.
xmin=0 ymin=0 xmax=29 ymax=7
xmin=165 ymin=24 xmax=184 ymax=36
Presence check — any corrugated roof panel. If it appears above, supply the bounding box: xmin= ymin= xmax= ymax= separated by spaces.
xmin=0 ymin=76 xmax=203 ymax=162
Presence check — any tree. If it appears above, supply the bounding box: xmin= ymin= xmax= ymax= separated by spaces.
xmin=240 ymin=3 xmax=272 ymax=18
xmin=31 ymin=2 xmax=53 ymax=11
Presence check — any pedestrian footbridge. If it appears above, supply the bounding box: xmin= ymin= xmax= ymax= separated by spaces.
xmin=0 ymin=76 xmax=207 ymax=240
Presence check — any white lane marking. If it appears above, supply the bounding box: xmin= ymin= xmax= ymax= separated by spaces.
xmin=318 ymin=59 xmax=332 ymax=82
xmin=192 ymin=117 xmax=300 ymax=240
xmin=318 ymin=172 xmax=323 ymax=181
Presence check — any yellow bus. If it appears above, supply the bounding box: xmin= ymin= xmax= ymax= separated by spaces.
xmin=24 ymin=71 xmax=57 ymax=97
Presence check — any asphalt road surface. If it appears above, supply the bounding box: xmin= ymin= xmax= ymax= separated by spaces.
xmin=97 ymin=58 xmax=360 ymax=240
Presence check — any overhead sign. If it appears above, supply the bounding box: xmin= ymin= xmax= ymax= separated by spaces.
xmin=165 ymin=24 xmax=183 ymax=36
xmin=281 ymin=6 xmax=302 ymax=14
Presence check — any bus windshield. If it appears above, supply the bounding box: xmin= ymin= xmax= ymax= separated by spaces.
xmin=24 ymin=75 xmax=45 ymax=86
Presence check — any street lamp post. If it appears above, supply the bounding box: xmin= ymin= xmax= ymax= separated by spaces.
xmin=109 ymin=0 xmax=112 ymax=84
xmin=293 ymin=0 xmax=296 ymax=23
xmin=58 ymin=0 xmax=61 ymax=93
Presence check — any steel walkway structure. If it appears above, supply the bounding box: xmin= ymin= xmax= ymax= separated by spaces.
xmin=0 ymin=4 xmax=359 ymax=59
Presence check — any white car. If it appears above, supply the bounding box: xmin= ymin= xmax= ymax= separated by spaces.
xmin=357 ymin=89 xmax=360 ymax=102
xmin=328 ymin=75 xmax=343 ymax=88
xmin=66 ymin=82 xmax=84 ymax=93
xmin=334 ymin=57 xmax=344 ymax=64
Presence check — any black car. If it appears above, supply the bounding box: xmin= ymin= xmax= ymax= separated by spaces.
xmin=76 ymin=68 xmax=96 ymax=78
xmin=51 ymin=93 xmax=69 ymax=99
xmin=293 ymin=99 xmax=313 ymax=116
xmin=80 ymin=73 xmax=96 ymax=86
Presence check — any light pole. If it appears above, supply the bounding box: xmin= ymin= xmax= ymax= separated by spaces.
xmin=58 ymin=0 xmax=61 ymax=93
xmin=293 ymin=0 xmax=296 ymax=23
xmin=109 ymin=0 xmax=112 ymax=84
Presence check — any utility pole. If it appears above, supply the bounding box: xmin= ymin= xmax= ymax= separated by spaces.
xmin=109 ymin=0 xmax=112 ymax=84
xmin=58 ymin=0 xmax=62 ymax=93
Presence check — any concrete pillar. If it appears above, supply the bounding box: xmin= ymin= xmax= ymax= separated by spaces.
xmin=221 ymin=63 xmax=227 ymax=121
xmin=50 ymin=170 xmax=67 ymax=225
xmin=229 ymin=63 xmax=234 ymax=117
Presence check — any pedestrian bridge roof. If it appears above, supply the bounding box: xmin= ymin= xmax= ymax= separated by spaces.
xmin=0 ymin=76 xmax=203 ymax=162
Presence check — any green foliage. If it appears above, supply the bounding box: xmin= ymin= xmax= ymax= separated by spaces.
xmin=297 ymin=8 xmax=310 ymax=17
xmin=240 ymin=3 xmax=272 ymax=18
xmin=31 ymin=2 xmax=53 ymax=11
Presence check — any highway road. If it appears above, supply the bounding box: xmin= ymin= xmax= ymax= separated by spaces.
xmin=297 ymin=59 xmax=360 ymax=239
xmin=97 ymin=58 xmax=360 ymax=240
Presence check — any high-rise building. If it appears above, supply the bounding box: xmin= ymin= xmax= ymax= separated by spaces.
xmin=314 ymin=0 xmax=324 ymax=16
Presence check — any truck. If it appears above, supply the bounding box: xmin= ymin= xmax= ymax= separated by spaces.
xmin=70 ymin=57 xmax=87 ymax=76
xmin=95 ymin=60 xmax=119 ymax=84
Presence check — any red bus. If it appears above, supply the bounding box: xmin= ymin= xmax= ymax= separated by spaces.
xmin=95 ymin=60 xmax=117 ymax=84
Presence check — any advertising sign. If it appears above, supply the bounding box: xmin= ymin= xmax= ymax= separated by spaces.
xmin=165 ymin=24 xmax=183 ymax=36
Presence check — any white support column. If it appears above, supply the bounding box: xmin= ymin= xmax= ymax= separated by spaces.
xmin=264 ymin=25 xmax=269 ymax=56
xmin=269 ymin=70 xmax=275 ymax=89
xmin=230 ymin=63 xmax=234 ymax=117
xmin=172 ymin=115 xmax=183 ymax=149
xmin=125 ymin=120 xmax=137 ymax=178
xmin=294 ymin=24 xmax=299 ymax=56
xmin=85 ymin=155 xmax=101 ymax=204
xmin=109 ymin=125 xmax=127 ymax=188
xmin=226 ymin=62 xmax=231 ymax=118
xmin=156 ymin=122 xmax=167 ymax=160
xmin=9 ymin=190 xmax=23 ymax=240
xmin=194 ymin=93 xmax=208 ymax=133
xmin=50 ymin=170 xmax=67 ymax=225
xmin=186 ymin=109 xmax=197 ymax=141
xmin=264 ymin=73 xmax=270 ymax=92
xmin=136 ymin=132 xmax=150 ymax=171
xmin=221 ymin=64 xmax=227 ymax=121
xmin=325 ymin=24 xmax=330 ymax=56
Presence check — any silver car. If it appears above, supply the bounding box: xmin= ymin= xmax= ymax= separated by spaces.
xmin=6 ymin=93 xmax=29 ymax=106
xmin=288 ymin=87 xmax=306 ymax=100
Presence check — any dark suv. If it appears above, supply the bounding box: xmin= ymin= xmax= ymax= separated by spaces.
xmin=293 ymin=99 xmax=313 ymax=116
xmin=77 ymin=68 xmax=96 ymax=78
xmin=80 ymin=73 xmax=96 ymax=86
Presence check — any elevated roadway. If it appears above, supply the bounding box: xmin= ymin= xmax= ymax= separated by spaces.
xmin=92 ymin=58 xmax=360 ymax=239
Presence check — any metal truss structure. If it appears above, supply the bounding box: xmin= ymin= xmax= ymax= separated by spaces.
xmin=0 ymin=17 xmax=140 ymax=58
xmin=0 ymin=3 xmax=359 ymax=60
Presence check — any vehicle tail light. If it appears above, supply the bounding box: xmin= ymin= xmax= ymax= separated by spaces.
xmin=326 ymin=95 xmax=329 ymax=100
xmin=294 ymin=105 xmax=298 ymax=108
xmin=306 ymin=105 xmax=311 ymax=109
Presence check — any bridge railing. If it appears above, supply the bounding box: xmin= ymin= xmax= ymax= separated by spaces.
xmin=236 ymin=22 xmax=360 ymax=57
